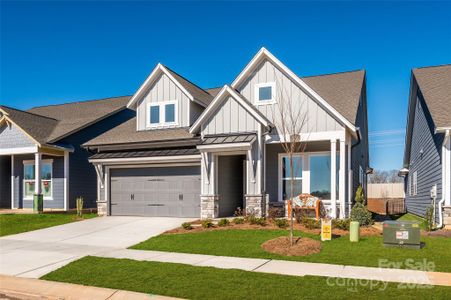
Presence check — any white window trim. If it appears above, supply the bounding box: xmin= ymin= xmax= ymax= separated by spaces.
xmin=413 ymin=171 xmax=418 ymax=196
xmin=23 ymin=159 xmax=53 ymax=200
xmin=146 ymin=100 xmax=178 ymax=128
xmin=359 ymin=165 xmax=364 ymax=185
xmin=254 ymin=82 xmax=276 ymax=105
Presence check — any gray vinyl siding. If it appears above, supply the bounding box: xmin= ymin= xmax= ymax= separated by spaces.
xmin=0 ymin=156 xmax=11 ymax=208
xmin=0 ymin=123 xmax=36 ymax=148
xmin=236 ymin=59 xmax=344 ymax=134
xmin=351 ymin=87 xmax=369 ymax=202
xmin=202 ymin=96 xmax=260 ymax=135
xmin=60 ymin=109 xmax=134 ymax=209
xmin=405 ymin=93 xmax=443 ymax=222
xmin=190 ymin=102 xmax=205 ymax=126
xmin=13 ymin=154 xmax=64 ymax=209
xmin=136 ymin=73 xmax=191 ymax=130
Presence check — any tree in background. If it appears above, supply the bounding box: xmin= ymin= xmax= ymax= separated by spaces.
xmin=368 ymin=169 xmax=403 ymax=183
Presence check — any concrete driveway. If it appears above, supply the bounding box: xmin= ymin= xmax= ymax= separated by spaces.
xmin=0 ymin=216 xmax=192 ymax=278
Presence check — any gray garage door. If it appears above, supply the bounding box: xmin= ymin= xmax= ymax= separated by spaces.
xmin=110 ymin=166 xmax=201 ymax=217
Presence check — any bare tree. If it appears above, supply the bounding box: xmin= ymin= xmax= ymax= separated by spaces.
xmin=369 ymin=169 xmax=403 ymax=183
xmin=270 ymin=76 xmax=309 ymax=246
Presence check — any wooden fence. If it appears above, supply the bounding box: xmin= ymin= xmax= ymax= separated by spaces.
xmin=367 ymin=183 xmax=405 ymax=215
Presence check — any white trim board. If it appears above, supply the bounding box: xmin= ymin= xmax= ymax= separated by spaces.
xmin=89 ymin=154 xmax=201 ymax=165
xmin=127 ymin=63 xmax=207 ymax=108
xmin=231 ymin=47 xmax=357 ymax=134
xmin=0 ymin=146 xmax=38 ymax=155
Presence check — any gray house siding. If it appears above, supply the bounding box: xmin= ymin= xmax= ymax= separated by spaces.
xmin=0 ymin=123 xmax=36 ymax=149
xmin=60 ymin=108 xmax=135 ymax=209
xmin=405 ymin=92 xmax=443 ymax=222
xmin=13 ymin=154 xmax=64 ymax=209
xmin=351 ymin=87 xmax=369 ymax=202
xmin=190 ymin=102 xmax=205 ymax=126
xmin=202 ymin=96 xmax=260 ymax=135
xmin=0 ymin=156 xmax=11 ymax=208
xmin=236 ymin=59 xmax=344 ymax=134
xmin=136 ymin=73 xmax=192 ymax=130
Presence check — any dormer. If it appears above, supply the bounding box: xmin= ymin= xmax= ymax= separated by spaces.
xmin=127 ymin=63 xmax=213 ymax=131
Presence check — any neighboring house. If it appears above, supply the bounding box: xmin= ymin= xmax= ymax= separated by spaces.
xmin=85 ymin=48 xmax=369 ymax=219
xmin=0 ymin=97 xmax=134 ymax=210
xmin=401 ymin=64 xmax=451 ymax=228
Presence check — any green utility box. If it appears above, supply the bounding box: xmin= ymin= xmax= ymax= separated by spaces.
xmin=33 ymin=194 xmax=43 ymax=213
xmin=349 ymin=221 xmax=360 ymax=242
xmin=383 ymin=221 xmax=421 ymax=249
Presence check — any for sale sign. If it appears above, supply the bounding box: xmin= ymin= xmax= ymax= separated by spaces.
xmin=321 ymin=219 xmax=332 ymax=241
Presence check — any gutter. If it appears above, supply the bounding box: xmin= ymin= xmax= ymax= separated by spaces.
xmin=438 ymin=129 xmax=450 ymax=228
xmin=351 ymin=127 xmax=361 ymax=150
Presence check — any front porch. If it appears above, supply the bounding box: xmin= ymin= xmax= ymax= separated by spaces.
xmin=198 ymin=131 xmax=354 ymax=220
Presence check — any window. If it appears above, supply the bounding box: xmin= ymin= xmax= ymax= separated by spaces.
xmin=255 ymin=82 xmax=275 ymax=104
xmin=412 ymin=171 xmax=418 ymax=196
xmin=147 ymin=101 xmax=177 ymax=127
xmin=359 ymin=165 xmax=364 ymax=185
xmin=281 ymin=155 xmax=303 ymax=200
xmin=408 ymin=175 xmax=412 ymax=196
xmin=310 ymin=154 xmax=340 ymax=200
xmin=23 ymin=160 xmax=53 ymax=199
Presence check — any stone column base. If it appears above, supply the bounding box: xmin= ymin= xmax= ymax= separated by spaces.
xmin=97 ymin=201 xmax=107 ymax=216
xmin=245 ymin=194 xmax=266 ymax=217
xmin=201 ymin=195 xmax=220 ymax=219
xmin=443 ymin=206 xmax=451 ymax=227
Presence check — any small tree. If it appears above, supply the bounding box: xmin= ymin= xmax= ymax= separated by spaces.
xmin=355 ymin=185 xmax=365 ymax=205
xmin=270 ymin=76 xmax=308 ymax=246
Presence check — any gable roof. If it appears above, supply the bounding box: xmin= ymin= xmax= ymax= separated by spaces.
xmin=189 ymin=85 xmax=272 ymax=134
xmin=302 ymin=70 xmax=365 ymax=125
xmin=126 ymin=63 xmax=213 ymax=108
xmin=0 ymin=105 xmax=59 ymax=145
xmin=1 ymin=96 xmax=130 ymax=146
xmin=231 ymin=47 xmax=359 ymax=133
xmin=413 ymin=64 xmax=451 ymax=130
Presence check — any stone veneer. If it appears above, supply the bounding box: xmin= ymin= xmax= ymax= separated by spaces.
xmin=201 ymin=195 xmax=220 ymax=219
xmin=97 ymin=201 xmax=108 ymax=216
xmin=244 ymin=194 xmax=267 ymax=217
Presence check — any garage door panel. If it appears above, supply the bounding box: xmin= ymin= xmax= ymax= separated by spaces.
xmin=110 ymin=166 xmax=200 ymax=217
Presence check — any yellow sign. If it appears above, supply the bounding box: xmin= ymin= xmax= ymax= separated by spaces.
xmin=321 ymin=219 xmax=332 ymax=241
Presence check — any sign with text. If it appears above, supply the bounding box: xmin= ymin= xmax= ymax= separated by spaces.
xmin=321 ymin=219 xmax=332 ymax=241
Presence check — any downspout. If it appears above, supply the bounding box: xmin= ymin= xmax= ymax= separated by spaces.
xmin=349 ymin=127 xmax=362 ymax=214
xmin=437 ymin=129 xmax=450 ymax=228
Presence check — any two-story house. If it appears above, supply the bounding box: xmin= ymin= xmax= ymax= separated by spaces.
xmin=401 ymin=64 xmax=451 ymax=228
xmin=85 ymin=48 xmax=370 ymax=219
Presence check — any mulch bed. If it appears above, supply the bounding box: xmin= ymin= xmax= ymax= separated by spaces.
xmin=261 ymin=236 xmax=322 ymax=256
xmin=163 ymin=219 xmax=382 ymax=237
xmin=422 ymin=229 xmax=451 ymax=238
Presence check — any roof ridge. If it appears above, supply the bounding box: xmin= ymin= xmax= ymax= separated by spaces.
xmin=0 ymin=105 xmax=59 ymax=121
xmin=301 ymin=69 xmax=365 ymax=79
xmin=28 ymin=95 xmax=132 ymax=110
xmin=162 ymin=65 xmax=212 ymax=96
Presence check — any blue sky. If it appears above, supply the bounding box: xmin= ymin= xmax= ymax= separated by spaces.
xmin=1 ymin=1 xmax=450 ymax=171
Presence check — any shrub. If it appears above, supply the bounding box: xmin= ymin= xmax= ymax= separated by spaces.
xmin=355 ymin=185 xmax=365 ymax=205
xmin=274 ymin=218 xmax=289 ymax=228
xmin=332 ymin=218 xmax=350 ymax=230
xmin=76 ymin=196 xmax=84 ymax=218
xmin=248 ymin=216 xmax=267 ymax=226
xmin=201 ymin=219 xmax=214 ymax=229
xmin=350 ymin=203 xmax=373 ymax=226
xmin=300 ymin=217 xmax=321 ymax=229
xmin=218 ymin=218 xmax=230 ymax=227
xmin=234 ymin=207 xmax=244 ymax=217
xmin=268 ymin=207 xmax=284 ymax=219
xmin=181 ymin=222 xmax=193 ymax=230
xmin=233 ymin=217 xmax=244 ymax=224
xmin=425 ymin=206 xmax=434 ymax=232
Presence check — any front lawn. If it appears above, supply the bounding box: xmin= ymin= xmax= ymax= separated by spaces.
xmin=132 ymin=229 xmax=451 ymax=272
xmin=42 ymin=256 xmax=450 ymax=299
xmin=393 ymin=213 xmax=428 ymax=230
xmin=0 ymin=213 xmax=97 ymax=237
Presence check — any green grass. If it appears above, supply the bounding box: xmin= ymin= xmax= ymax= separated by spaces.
xmin=393 ymin=213 xmax=428 ymax=230
xmin=0 ymin=213 xmax=97 ymax=237
xmin=132 ymin=229 xmax=451 ymax=272
xmin=42 ymin=256 xmax=451 ymax=299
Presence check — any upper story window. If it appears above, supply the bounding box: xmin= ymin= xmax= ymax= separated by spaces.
xmin=147 ymin=101 xmax=177 ymax=127
xmin=255 ymin=82 xmax=276 ymax=105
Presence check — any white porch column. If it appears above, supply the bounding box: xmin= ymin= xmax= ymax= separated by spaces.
xmin=339 ymin=139 xmax=346 ymax=218
xmin=11 ymin=155 xmax=14 ymax=209
xmin=330 ymin=139 xmax=337 ymax=218
xmin=64 ymin=151 xmax=69 ymax=211
xmin=445 ymin=133 xmax=451 ymax=205
xmin=35 ymin=152 xmax=42 ymax=195
xmin=347 ymin=140 xmax=352 ymax=217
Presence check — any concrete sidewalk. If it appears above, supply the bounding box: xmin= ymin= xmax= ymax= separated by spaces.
xmin=98 ymin=249 xmax=451 ymax=287
xmin=0 ymin=275 xmax=181 ymax=300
